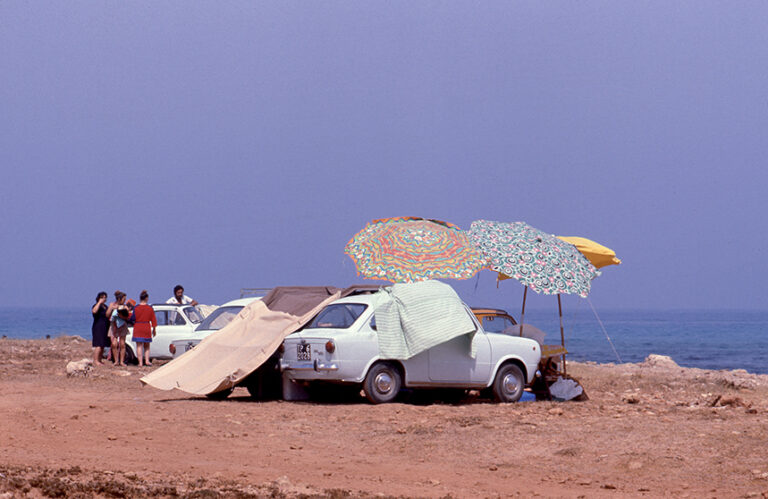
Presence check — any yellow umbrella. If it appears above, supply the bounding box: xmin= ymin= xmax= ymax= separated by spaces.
xmin=557 ymin=236 xmax=621 ymax=269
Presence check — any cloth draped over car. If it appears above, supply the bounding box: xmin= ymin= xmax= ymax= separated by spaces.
xmin=140 ymin=286 xmax=344 ymax=395
xmin=374 ymin=280 xmax=478 ymax=360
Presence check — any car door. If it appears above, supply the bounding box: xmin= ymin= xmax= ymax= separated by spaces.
xmin=427 ymin=331 xmax=492 ymax=384
xmin=151 ymin=308 xmax=193 ymax=358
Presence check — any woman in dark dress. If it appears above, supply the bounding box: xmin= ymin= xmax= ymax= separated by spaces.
xmin=91 ymin=291 xmax=110 ymax=365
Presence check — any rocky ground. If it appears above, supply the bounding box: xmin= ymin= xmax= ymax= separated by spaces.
xmin=1 ymin=336 xmax=767 ymax=498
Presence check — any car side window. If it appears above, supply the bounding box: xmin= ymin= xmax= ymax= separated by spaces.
xmin=369 ymin=315 xmax=377 ymax=331
xmin=154 ymin=311 xmax=168 ymax=326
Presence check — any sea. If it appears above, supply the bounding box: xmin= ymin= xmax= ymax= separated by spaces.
xmin=0 ymin=307 xmax=766 ymax=375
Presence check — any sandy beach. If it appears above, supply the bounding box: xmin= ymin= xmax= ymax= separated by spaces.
xmin=1 ymin=336 xmax=767 ymax=498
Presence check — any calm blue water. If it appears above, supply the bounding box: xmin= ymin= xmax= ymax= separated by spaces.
xmin=1 ymin=307 xmax=766 ymax=374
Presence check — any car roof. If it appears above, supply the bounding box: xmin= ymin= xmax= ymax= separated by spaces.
xmin=220 ymin=297 xmax=261 ymax=307
xmin=472 ymin=308 xmax=511 ymax=316
xmin=326 ymin=292 xmax=383 ymax=306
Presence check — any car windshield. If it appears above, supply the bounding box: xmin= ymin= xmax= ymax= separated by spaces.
xmin=307 ymin=303 xmax=367 ymax=329
xmin=196 ymin=306 xmax=244 ymax=331
xmin=183 ymin=306 xmax=203 ymax=324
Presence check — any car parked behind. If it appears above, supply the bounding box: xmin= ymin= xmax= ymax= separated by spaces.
xmin=169 ymin=297 xmax=261 ymax=358
xmin=123 ymin=304 xmax=203 ymax=361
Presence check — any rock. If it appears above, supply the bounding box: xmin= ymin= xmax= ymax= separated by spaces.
xmin=548 ymin=408 xmax=564 ymax=416
xmin=622 ymin=393 xmax=640 ymax=404
xmin=717 ymin=372 xmax=758 ymax=390
xmin=642 ymin=354 xmax=679 ymax=369
xmin=66 ymin=358 xmax=92 ymax=377
xmin=713 ymin=396 xmax=750 ymax=408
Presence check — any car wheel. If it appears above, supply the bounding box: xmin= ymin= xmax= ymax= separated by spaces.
xmin=363 ymin=362 xmax=402 ymax=404
xmin=492 ymin=363 xmax=525 ymax=403
xmin=205 ymin=387 xmax=234 ymax=400
xmin=123 ymin=345 xmax=138 ymax=366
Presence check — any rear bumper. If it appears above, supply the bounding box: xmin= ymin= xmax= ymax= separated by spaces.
xmin=280 ymin=360 xmax=339 ymax=372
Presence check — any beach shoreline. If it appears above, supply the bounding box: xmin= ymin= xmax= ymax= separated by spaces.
xmin=2 ymin=336 xmax=767 ymax=498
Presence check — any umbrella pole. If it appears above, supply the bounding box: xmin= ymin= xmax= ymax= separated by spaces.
xmin=557 ymin=293 xmax=566 ymax=376
xmin=519 ymin=286 xmax=528 ymax=337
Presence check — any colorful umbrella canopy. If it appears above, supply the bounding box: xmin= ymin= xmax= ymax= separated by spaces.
xmin=557 ymin=236 xmax=621 ymax=269
xmin=468 ymin=220 xmax=599 ymax=298
xmin=345 ymin=217 xmax=487 ymax=283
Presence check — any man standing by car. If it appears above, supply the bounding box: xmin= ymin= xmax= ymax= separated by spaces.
xmin=167 ymin=285 xmax=198 ymax=306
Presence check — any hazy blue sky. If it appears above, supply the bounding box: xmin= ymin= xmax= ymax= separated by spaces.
xmin=1 ymin=2 xmax=766 ymax=311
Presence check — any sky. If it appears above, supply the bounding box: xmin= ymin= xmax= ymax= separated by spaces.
xmin=1 ymin=2 xmax=767 ymax=311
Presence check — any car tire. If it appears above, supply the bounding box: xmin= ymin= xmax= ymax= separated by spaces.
xmin=123 ymin=345 xmax=138 ymax=366
xmin=491 ymin=363 xmax=525 ymax=403
xmin=363 ymin=362 xmax=402 ymax=404
xmin=244 ymin=354 xmax=282 ymax=400
xmin=205 ymin=387 xmax=234 ymax=400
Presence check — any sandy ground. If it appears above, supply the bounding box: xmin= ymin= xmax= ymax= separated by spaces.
xmin=1 ymin=336 xmax=768 ymax=498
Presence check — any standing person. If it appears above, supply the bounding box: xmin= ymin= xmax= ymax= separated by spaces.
xmin=133 ymin=290 xmax=157 ymax=367
xmin=110 ymin=301 xmax=131 ymax=366
xmin=166 ymin=285 xmax=198 ymax=306
xmin=105 ymin=291 xmax=126 ymax=365
xmin=91 ymin=292 xmax=110 ymax=365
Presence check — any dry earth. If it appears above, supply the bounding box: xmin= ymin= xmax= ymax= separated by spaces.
xmin=1 ymin=336 xmax=768 ymax=498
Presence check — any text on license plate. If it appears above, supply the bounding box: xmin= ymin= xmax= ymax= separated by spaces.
xmin=297 ymin=343 xmax=312 ymax=361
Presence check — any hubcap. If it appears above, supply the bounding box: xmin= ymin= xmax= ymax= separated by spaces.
xmin=374 ymin=372 xmax=393 ymax=394
xmin=503 ymin=373 xmax=520 ymax=396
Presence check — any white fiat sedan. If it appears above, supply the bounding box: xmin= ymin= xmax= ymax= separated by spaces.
xmin=280 ymin=292 xmax=541 ymax=404
xmin=169 ymin=297 xmax=261 ymax=358
xmin=126 ymin=304 xmax=203 ymax=360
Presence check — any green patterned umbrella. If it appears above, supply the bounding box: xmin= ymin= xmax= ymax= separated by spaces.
xmin=468 ymin=220 xmax=599 ymax=298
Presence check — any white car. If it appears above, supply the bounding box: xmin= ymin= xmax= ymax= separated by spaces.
xmin=280 ymin=292 xmax=542 ymax=404
xmin=125 ymin=304 xmax=204 ymax=360
xmin=169 ymin=297 xmax=261 ymax=358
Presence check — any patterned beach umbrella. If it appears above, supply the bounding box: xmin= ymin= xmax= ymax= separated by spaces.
xmin=345 ymin=217 xmax=487 ymax=283
xmin=468 ymin=220 xmax=599 ymax=298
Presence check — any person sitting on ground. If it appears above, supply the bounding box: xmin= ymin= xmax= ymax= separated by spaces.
xmin=166 ymin=285 xmax=198 ymax=306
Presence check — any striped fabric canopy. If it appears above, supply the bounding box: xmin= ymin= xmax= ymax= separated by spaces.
xmin=468 ymin=220 xmax=599 ymax=297
xmin=345 ymin=217 xmax=487 ymax=283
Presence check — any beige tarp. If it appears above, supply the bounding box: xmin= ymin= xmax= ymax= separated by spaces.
xmin=141 ymin=288 xmax=342 ymax=395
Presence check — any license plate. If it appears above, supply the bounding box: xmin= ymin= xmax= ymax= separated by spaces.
xmin=297 ymin=343 xmax=312 ymax=361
